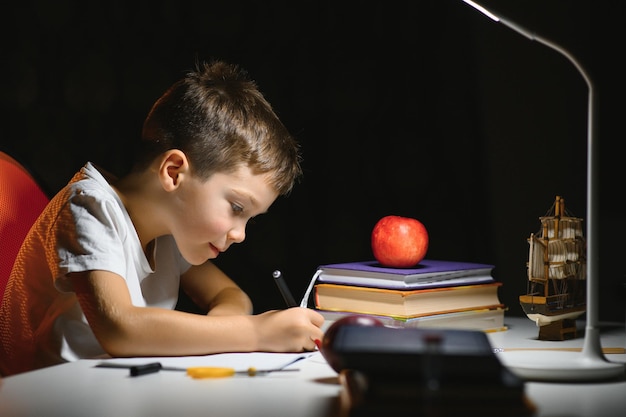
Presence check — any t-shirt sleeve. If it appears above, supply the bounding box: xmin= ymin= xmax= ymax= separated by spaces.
xmin=52 ymin=187 xmax=130 ymax=291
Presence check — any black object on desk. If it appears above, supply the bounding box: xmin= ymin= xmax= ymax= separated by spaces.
xmin=130 ymin=362 xmax=162 ymax=376
xmin=96 ymin=361 xmax=172 ymax=377
xmin=331 ymin=325 xmax=536 ymax=416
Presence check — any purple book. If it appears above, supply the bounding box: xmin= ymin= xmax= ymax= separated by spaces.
xmin=315 ymin=259 xmax=495 ymax=289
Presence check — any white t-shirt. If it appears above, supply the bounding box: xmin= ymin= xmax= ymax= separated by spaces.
xmin=0 ymin=162 xmax=191 ymax=375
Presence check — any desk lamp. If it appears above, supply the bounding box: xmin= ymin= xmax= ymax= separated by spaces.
xmin=462 ymin=0 xmax=625 ymax=381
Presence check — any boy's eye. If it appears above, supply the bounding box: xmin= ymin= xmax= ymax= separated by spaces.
xmin=231 ymin=203 xmax=244 ymax=214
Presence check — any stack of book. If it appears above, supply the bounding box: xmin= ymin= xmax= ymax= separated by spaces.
xmin=311 ymin=259 xmax=508 ymax=332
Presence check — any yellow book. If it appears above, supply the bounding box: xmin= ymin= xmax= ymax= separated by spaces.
xmin=314 ymin=282 xmax=504 ymax=319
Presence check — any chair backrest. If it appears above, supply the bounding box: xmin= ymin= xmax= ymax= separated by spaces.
xmin=0 ymin=151 xmax=50 ymax=303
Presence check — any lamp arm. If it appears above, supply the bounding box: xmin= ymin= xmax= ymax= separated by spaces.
xmin=500 ymin=20 xmax=600 ymax=357
xmin=463 ymin=0 xmax=603 ymax=359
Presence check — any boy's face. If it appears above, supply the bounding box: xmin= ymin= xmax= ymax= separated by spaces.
xmin=170 ymin=164 xmax=278 ymax=265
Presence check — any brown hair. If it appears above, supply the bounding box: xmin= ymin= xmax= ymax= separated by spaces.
xmin=137 ymin=60 xmax=302 ymax=195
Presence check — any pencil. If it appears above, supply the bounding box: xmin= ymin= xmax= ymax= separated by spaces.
xmin=272 ymin=270 xmax=297 ymax=307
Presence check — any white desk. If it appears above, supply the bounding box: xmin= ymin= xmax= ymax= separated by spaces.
xmin=0 ymin=317 xmax=624 ymax=417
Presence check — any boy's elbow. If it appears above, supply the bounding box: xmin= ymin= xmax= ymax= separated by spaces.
xmin=94 ymin=328 xmax=136 ymax=358
xmin=87 ymin=312 xmax=141 ymax=358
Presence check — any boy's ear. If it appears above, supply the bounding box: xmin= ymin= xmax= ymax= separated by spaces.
xmin=158 ymin=149 xmax=189 ymax=191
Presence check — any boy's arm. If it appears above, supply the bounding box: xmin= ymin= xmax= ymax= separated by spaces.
xmin=179 ymin=261 xmax=253 ymax=316
xmin=70 ymin=269 xmax=323 ymax=357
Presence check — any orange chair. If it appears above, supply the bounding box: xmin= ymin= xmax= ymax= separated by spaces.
xmin=0 ymin=151 xmax=50 ymax=304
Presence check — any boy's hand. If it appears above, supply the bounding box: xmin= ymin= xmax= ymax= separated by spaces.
xmin=253 ymin=307 xmax=324 ymax=352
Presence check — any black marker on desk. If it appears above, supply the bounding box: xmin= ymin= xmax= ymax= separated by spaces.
xmin=272 ymin=270 xmax=297 ymax=307
xmin=130 ymin=362 xmax=162 ymax=377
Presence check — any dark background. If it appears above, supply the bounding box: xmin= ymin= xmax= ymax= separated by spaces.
xmin=2 ymin=0 xmax=624 ymax=321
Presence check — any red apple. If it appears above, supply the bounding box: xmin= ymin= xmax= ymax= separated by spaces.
xmin=371 ymin=215 xmax=429 ymax=268
xmin=320 ymin=315 xmax=384 ymax=373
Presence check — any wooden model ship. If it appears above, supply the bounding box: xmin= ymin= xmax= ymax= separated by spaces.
xmin=519 ymin=196 xmax=586 ymax=340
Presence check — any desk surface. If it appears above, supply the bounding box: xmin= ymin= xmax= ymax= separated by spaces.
xmin=1 ymin=316 xmax=625 ymax=417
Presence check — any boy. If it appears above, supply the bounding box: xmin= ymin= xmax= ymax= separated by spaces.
xmin=0 ymin=60 xmax=324 ymax=377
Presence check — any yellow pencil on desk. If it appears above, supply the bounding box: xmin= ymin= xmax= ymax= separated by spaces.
xmin=96 ymin=362 xmax=300 ymax=378
xmin=186 ymin=366 xmax=299 ymax=378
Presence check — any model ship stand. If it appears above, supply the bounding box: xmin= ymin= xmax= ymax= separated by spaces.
xmin=536 ymin=318 xmax=577 ymax=341
xmin=519 ymin=196 xmax=586 ymax=341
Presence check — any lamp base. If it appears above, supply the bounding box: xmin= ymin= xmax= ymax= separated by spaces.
xmin=498 ymin=351 xmax=625 ymax=382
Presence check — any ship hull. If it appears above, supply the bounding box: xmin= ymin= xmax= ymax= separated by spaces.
xmin=519 ymin=295 xmax=585 ymax=327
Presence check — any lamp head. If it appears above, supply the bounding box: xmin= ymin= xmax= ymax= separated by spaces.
xmin=462 ymin=0 xmax=499 ymax=21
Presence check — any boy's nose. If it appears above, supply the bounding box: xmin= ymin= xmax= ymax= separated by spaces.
xmin=227 ymin=225 xmax=246 ymax=244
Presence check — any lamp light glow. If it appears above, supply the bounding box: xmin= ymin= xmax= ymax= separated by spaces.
xmin=463 ymin=0 xmax=625 ymax=381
